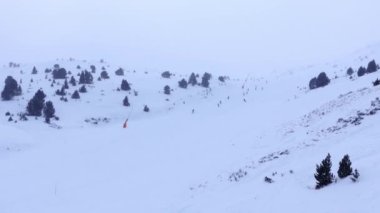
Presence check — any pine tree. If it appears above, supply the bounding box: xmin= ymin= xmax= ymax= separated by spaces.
xmin=43 ymin=101 xmax=55 ymax=123
xmin=79 ymin=71 xmax=93 ymax=84
xmin=115 ymin=68 xmax=124 ymax=76
xmin=1 ymin=76 xmax=19 ymax=100
xmin=309 ymin=77 xmax=318 ymax=90
xmin=188 ymin=73 xmax=198 ymax=86
xmin=178 ymin=79 xmax=188 ymax=89
xmin=26 ymin=89 xmax=46 ymax=116
xmin=52 ymin=68 xmax=67 ymax=79
xmin=143 ymin=105 xmax=150 ymax=112
xmin=64 ymin=79 xmax=69 ymax=89
xmin=55 ymin=86 xmax=66 ymax=96
xmin=316 ymin=72 xmax=330 ymax=87
xmin=314 ymin=153 xmax=334 ymax=189
xmin=346 ymin=67 xmax=354 ymax=76
xmin=367 ymin=60 xmax=378 ymax=73
xmin=358 ymin=66 xmax=366 ymax=77
xmin=71 ymin=90 xmax=80 ymax=99
xmin=101 ymin=71 xmax=109 ymax=79
xmin=90 ymin=65 xmax=96 ymax=73
xmin=121 ymin=79 xmax=131 ymax=91
xmin=337 ymin=155 xmax=353 ymax=179
xmin=70 ymin=76 xmax=77 ymax=86
xmin=79 ymin=85 xmax=87 ymax=93
xmin=32 ymin=66 xmax=38 ymax=74
xmin=201 ymin=72 xmax=212 ymax=88
xmin=164 ymin=85 xmax=171 ymax=95
xmin=161 ymin=71 xmax=172 ymax=78
xmin=123 ymin=96 xmax=130 ymax=107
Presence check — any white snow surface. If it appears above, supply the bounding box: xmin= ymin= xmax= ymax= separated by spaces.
xmin=1 ymin=46 xmax=380 ymax=212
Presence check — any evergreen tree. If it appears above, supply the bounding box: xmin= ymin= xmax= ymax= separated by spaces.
xmin=358 ymin=66 xmax=366 ymax=77
xmin=121 ymin=79 xmax=131 ymax=91
xmin=71 ymin=90 xmax=80 ymax=99
xmin=123 ymin=96 xmax=130 ymax=107
xmin=164 ymin=85 xmax=171 ymax=95
xmin=314 ymin=153 xmax=334 ymax=189
xmin=70 ymin=76 xmax=77 ymax=86
xmin=64 ymin=79 xmax=69 ymax=89
xmin=115 ymin=68 xmax=124 ymax=76
xmin=367 ymin=60 xmax=378 ymax=73
xmin=316 ymin=72 xmax=330 ymax=87
xmin=337 ymin=155 xmax=353 ymax=179
xmin=178 ymin=79 xmax=188 ymax=89
xmin=1 ymin=76 xmax=19 ymax=100
xmin=15 ymin=85 xmax=22 ymax=96
xmin=32 ymin=66 xmax=38 ymax=74
xmin=101 ymin=71 xmax=110 ymax=79
xmin=79 ymin=85 xmax=87 ymax=93
xmin=90 ymin=65 xmax=96 ymax=73
xmin=79 ymin=70 xmax=93 ymax=84
xmin=143 ymin=105 xmax=150 ymax=112
xmin=309 ymin=77 xmax=318 ymax=90
xmin=26 ymin=89 xmax=46 ymax=116
xmin=161 ymin=71 xmax=172 ymax=78
xmin=218 ymin=76 xmax=226 ymax=82
xmin=52 ymin=68 xmax=67 ymax=79
xmin=55 ymin=86 xmax=66 ymax=96
xmin=201 ymin=72 xmax=212 ymax=88
xmin=43 ymin=101 xmax=55 ymax=123
xmin=346 ymin=67 xmax=354 ymax=76
xmin=188 ymin=73 xmax=198 ymax=86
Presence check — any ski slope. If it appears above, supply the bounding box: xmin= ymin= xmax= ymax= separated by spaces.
xmin=1 ymin=45 xmax=380 ymax=212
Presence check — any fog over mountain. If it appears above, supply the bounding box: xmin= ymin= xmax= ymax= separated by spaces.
xmin=1 ymin=0 xmax=380 ymax=72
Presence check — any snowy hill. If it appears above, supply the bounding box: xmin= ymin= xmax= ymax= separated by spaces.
xmin=1 ymin=45 xmax=380 ymax=213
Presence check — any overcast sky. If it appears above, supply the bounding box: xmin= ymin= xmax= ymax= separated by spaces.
xmin=1 ymin=0 xmax=380 ymax=73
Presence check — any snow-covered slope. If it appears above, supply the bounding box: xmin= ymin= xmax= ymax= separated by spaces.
xmin=1 ymin=45 xmax=380 ymax=213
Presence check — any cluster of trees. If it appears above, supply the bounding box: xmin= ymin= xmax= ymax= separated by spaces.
xmin=1 ymin=76 xmax=22 ymax=100
xmin=309 ymin=72 xmax=330 ymax=90
xmin=79 ymin=70 xmax=93 ymax=84
xmin=26 ymin=89 xmax=56 ymax=123
xmin=347 ymin=60 xmax=379 ymax=78
xmin=315 ymin=154 xmax=359 ymax=189
xmin=178 ymin=72 xmax=212 ymax=89
xmin=52 ymin=65 xmax=67 ymax=79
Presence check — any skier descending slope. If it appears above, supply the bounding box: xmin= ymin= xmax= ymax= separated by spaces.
xmin=123 ymin=107 xmax=133 ymax=128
